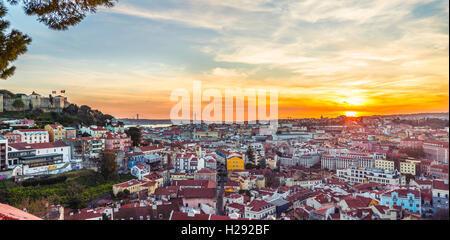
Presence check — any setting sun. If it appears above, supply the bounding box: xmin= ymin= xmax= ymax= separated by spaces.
xmin=345 ymin=111 xmax=358 ymax=117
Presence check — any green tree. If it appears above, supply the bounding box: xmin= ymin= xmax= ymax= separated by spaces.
xmin=66 ymin=182 xmax=85 ymax=210
xmin=0 ymin=3 xmax=31 ymax=79
xmin=12 ymin=98 xmax=24 ymax=109
xmin=264 ymin=171 xmax=280 ymax=188
xmin=126 ymin=127 xmax=141 ymax=147
xmin=99 ymin=152 xmax=118 ymax=181
xmin=400 ymin=147 xmax=426 ymax=159
xmin=1 ymin=0 xmax=118 ymax=80
xmin=63 ymin=103 xmax=79 ymax=115
xmin=246 ymin=147 xmax=255 ymax=165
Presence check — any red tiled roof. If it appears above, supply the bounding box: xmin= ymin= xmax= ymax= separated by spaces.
xmin=0 ymin=203 xmax=42 ymax=220
xmin=14 ymin=129 xmax=47 ymax=132
xmin=140 ymin=145 xmax=164 ymax=152
xmin=181 ymin=188 xmax=215 ymax=199
xmin=433 ymin=180 xmax=449 ymax=191
xmin=314 ymin=204 xmax=333 ymax=216
xmin=196 ymin=169 xmax=215 ymax=174
xmin=9 ymin=141 xmax=68 ymax=150
xmin=227 ymin=203 xmax=245 ymax=212
xmin=169 ymin=211 xmax=210 ymax=220
xmin=65 ymin=208 xmax=102 ymax=220
xmin=173 ymin=180 xmax=214 ymax=188
xmin=246 ymin=200 xmax=273 ymax=212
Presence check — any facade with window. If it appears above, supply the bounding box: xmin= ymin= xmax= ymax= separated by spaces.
xmin=337 ymin=166 xmax=401 ymax=185
xmin=44 ymin=124 xmax=66 ymax=142
xmin=432 ymin=180 xmax=449 ymax=212
xmin=7 ymin=142 xmax=72 ymax=176
xmin=244 ymin=200 xmax=276 ymax=220
xmin=380 ymin=189 xmax=422 ymax=214
xmin=13 ymin=129 xmax=49 ymax=144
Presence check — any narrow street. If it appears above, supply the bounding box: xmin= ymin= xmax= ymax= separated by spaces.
xmin=216 ymin=163 xmax=226 ymax=215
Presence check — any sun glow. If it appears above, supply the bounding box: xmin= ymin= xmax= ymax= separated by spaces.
xmin=339 ymin=96 xmax=366 ymax=106
xmin=345 ymin=111 xmax=358 ymax=117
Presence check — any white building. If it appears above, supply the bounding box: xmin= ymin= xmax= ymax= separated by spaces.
xmin=244 ymin=200 xmax=276 ymax=220
xmin=131 ymin=164 xmax=150 ymax=180
xmin=80 ymin=125 xmax=108 ymax=138
xmin=336 ymin=166 xmax=402 ymax=185
xmin=174 ymin=153 xmax=203 ymax=173
xmin=321 ymin=154 xmax=374 ymax=171
xmin=13 ymin=129 xmax=49 ymax=144
xmin=7 ymin=142 xmax=72 ymax=176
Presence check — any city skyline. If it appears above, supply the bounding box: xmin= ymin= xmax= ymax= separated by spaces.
xmin=1 ymin=0 xmax=449 ymax=119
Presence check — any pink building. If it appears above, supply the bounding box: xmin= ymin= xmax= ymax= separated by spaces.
xmin=1 ymin=132 xmax=21 ymax=143
xmin=430 ymin=164 xmax=449 ymax=180
xmin=181 ymin=188 xmax=216 ymax=209
xmin=423 ymin=140 xmax=449 ymax=164
xmin=102 ymin=132 xmax=132 ymax=152
xmin=400 ymin=139 xmax=423 ymax=149
xmin=353 ymin=141 xmax=373 ymax=151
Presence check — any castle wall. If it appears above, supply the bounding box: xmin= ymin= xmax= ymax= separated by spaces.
xmin=0 ymin=94 xmax=3 ymax=113
xmin=1 ymin=93 xmax=69 ymax=113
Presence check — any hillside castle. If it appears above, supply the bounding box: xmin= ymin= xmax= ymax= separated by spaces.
xmin=0 ymin=91 xmax=70 ymax=113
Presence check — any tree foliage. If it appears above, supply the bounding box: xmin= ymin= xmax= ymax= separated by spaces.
xmin=1 ymin=0 xmax=117 ymax=80
xmin=21 ymin=175 xmax=68 ymax=187
xmin=12 ymin=98 xmax=25 ymax=109
xmin=8 ymin=0 xmax=118 ymax=30
xmin=400 ymin=147 xmax=426 ymax=159
xmin=0 ymin=3 xmax=32 ymax=79
xmin=264 ymin=171 xmax=280 ymax=189
xmin=99 ymin=152 xmax=118 ymax=181
xmin=126 ymin=127 xmax=141 ymax=147
xmin=246 ymin=147 xmax=255 ymax=164
xmin=0 ymin=169 xmax=133 ymax=212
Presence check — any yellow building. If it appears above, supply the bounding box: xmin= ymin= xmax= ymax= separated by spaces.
xmin=170 ymin=173 xmax=194 ymax=181
xmin=112 ymin=179 xmax=144 ymax=196
xmin=227 ymin=156 xmax=244 ymax=172
xmin=400 ymin=159 xmax=420 ymax=176
xmin=112 ymin=178 xmax=160 ymax=196
xmin=375 ymin=159 xmax=395 ymax=171
xmin=143 ymin=173 xmax=164 ymax=188
xmin=45 ymin=124 xmax=66 ymax=142
xmin=140 ymin=181 xmax=159 ymax=195
xmin=256 ymin=176 xmax=265 ymax=188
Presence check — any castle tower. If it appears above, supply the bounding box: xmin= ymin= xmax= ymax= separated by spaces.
xmin=53 ymin=95 xmax=65 ymax=112
xmin=30 ymin=91 xmax=41 ymax=110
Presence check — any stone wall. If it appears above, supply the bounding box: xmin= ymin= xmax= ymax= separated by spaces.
xmin=0 ymin=94 xmax=3 ymax=113
xmin=1 ymin=93 xmax=69 ymax=113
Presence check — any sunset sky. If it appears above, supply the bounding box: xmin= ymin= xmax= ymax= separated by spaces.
xmin=2 ymin=0 xmax=449 ymax=119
